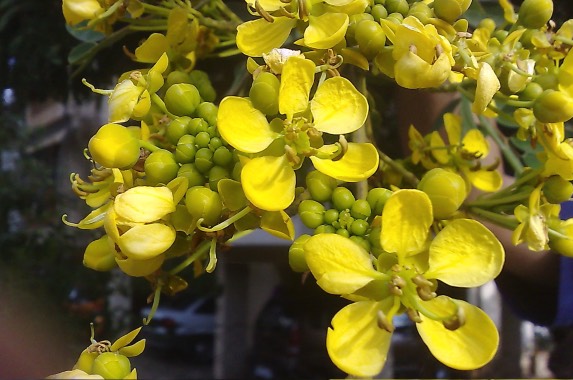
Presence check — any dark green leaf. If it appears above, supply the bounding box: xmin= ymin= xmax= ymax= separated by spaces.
xmin=66 ymin=23 xmax=105 ymax=43
xmin=68 ymin=42 xmax=97 ymax=65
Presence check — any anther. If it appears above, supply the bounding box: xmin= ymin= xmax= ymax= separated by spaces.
xmin=377 ymin=310 xmax=395 ymax=333
xmin=255 ymin=0 xmax=274 ymax=22
xmin=407 ymin=308 xmax=422 ymax=323
xmin=443 ymin=306 xmax=466 ymax=331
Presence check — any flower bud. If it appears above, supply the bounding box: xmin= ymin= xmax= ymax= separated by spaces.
xmin=433 ymin=0 xmax=472 ymax=23
xmin=518 ymin=0 xmax=553 ymax=29
xmin=185 ymin=186 xmax=223 ymax=226
xmin=196 ymin=102 xmax=219 ymax=126
xmin=299 ymin=200 xmax=326 ymax=229
xmin=88 ymin=124 xmax=140 ymax=169
xmin=354 ymin=20 xmax=386 ymax=60
xmin=91 ymin=352 xmax=131 ymax=379
xmin=164 ymin=83 xmax=201 ymax=116
xmin=418 ymin=168 xmax=466 ymax=219
xmin=178 ymin=163 xmax=206 ymax=187
xmin=533 ymin=90 xmax=573 ymax=123
xmin=72 ymin=349 xmax=99 ymax=373
xmin=166 ymin=117 xmax=192 ymax=145
xmin=83 ymin=236 xmax=117 ymax=271
xmin=175 ymin=134 xmax=197 ymax=164
xmin=332 ymin=187 xmax=356 ymax=211
xmin=289 ymin=234 xmax=311 ymax=272
xmin=543 ymin=175 xmax=573 ymax=204
xmin=366 ymin=187 xmax=393 ymax=215
xmin=144 ymin=149 xmax=179 ymax=185
xmin=249 ymin=72 xmax=281 ymax=116
xmin=350 ymin=199 xmax=372 ymax=220
xmin=306 ymin=171 xmax=338 ymax=202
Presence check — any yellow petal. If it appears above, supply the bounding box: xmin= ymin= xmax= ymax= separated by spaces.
xmin=118 ymin=223 xmax=176 ymax=260
xmin=464 ymin=169 xmax=503 ymax=192
xmin=417 ymin=298 xmax=499 ymax=370
xmin=304 ymin=13 xmax=349 ymax=50
xmin=381 ymin=190 xmax=432 ymax=257
xmin=310 ymin=142 xmax=378 ymax=182
xmin=305 ymin=234 xmax=384 ymax=294
xmin=311 ymin=77 xmax=368 ymax=134
xmin=472 ymin=62 xmax=500 ymax=114
xmin=108 ymin=80 xmax=143 ymax=123
xmin=237 ymin=17 xmax=297 ymax=57
xmin=279 ymin=56 xmax=316 ymax=119
xmin=62 ymin=0 xmax=104 ymax=25
xmin=245 ymin=0 xmax=285 ymax=12
xmin=218 ymin=96 xmax=278 ymax=153
xmin=115 ymin=254 xmax=165 ymax=277
xmin=326 ymin=301 xmax=392 ymax=377
xmin=111 ymin=327 xmax=142 ymax=351
xmin=241 ymin=155 xmax=295 ymax=211
xmin=134 ymin=33 xmax=168 ymax=63
xmin=118 ymin=339 xmax=146 ymax=357
xmin=114 ymin=186 xmax=175 ymax=223
xmin=443 ymin=112 xmax=462 ymax=144
xmin=395 ymin=52 xmax=451 ymax=89
xmin=462 ymin=129 xmax=489 ymax=157
xmin=426 ymin=219 xmax=504 ymax=287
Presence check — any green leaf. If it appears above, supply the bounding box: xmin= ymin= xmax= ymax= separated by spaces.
xmin=66 ymin=23 xmax=105 ymax=43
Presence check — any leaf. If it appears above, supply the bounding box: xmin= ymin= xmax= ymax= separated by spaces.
xmin=66 ymin=23 xmax=105 ymax=43
xmin=68 ymin=42 xmax=97 ymax=65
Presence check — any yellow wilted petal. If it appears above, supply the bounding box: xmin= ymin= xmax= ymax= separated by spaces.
xmin=279 ymin=56 xmax=316 ymax=119
xmin=462 ymin=129 xmax=489 ymax=157
xmin=218 ymin=97 xmax=277 ymax=153
xmin=261 ymin=210 xmax=295 ymax=240
xmin=326 ymin=301 xmax=392 ymax=377
xmin=381 ymin=190 xmax=432 ymax=257
xmin=114 ymin=186 xmax=175 ymax=223
xmin=134 ymin=33 xmax=168 ymax=63
xmin=241 ymin=155 xmax=295 ymax=211
xmin=416 ymin=298 xmax=499 ymax=370
xmin=305 ymin=234 xmax=384 ymax=295
xmin=464 ymin=169 xmax=503 ymax=192
xmin=119 ymin=223 xmax=176 ymax=260
xmin=472 ymin=62 xmax=500 ymax=114
xmin=108 ymin=80 xmax=143 ymax=123
xmin=304 ymin=13 xmax=349 ymax=50
xmin=311 ymin=77 xmax=368 ymax=134
xmin=310 ymin=143 xmax=379 ymax=182
xmin=237 ymin=17 xmax=297 ymax=57
xmin=426 ymin=219 xmax=504 ymax=287
xmin=118 ymin=339 xmax=145 ymax=357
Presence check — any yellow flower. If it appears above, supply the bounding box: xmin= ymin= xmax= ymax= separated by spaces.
xmin=62 ymin=0 xmax=104 ymax=26
xmin=380 ymin=16 xmax=455 ymax=89
xmin=513 ymin=185 xmax=559 ymax=250
xmin=303 ymin=190 xmax=504 ymax=377
xmin=218 ymin=55 xmax=377 ymax=211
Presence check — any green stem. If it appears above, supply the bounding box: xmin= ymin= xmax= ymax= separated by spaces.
xmin=468 ymin=207 xmax=519 ymax=229
xmin=141 ymin=2 xmax=172 ymax=17
xmin=484 ymin=167 xmax=541 ymax=200
xmin=143 ymin=283 xmax=163 ymax=325
xmin=478 ymin=115 xmax=524 ymax=175
xmin=150 ymin=93 xmax=177 ymax=119
xmin=466 ymin=190 xmax=530 ymax=208
xmin=128 ymin=24 xmax=168 ymax=32
xmin=554 ymin=35 xmax=573 ymax=46
xmin=197 ymin=206 xmax=253 ymax=232
xmin=168 ymin=240 xmax=211 ymax=275
xmin=139 ymin=139 xmax=161 ymax=153
xmin=378 ymin=148 xmax=420 ymax=186
xmin=205 ymin=238 xmax=218 ymax=273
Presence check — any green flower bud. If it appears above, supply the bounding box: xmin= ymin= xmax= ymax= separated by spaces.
xmin=324 ymin=209 xmax=339 ymax=225
xmin=299 ymin=200 xmax=326 ymax=229
xmin=543 ymin=175 xmax=573 ymax=204
xmin=418 ymin=168 xmax=466 ymax=219
xmin=166 ymin=70 xmax=191 ymax=88
xmin=350 ymin=199 xmax=372 ymax=220
xmin=433 ymin=0 xmax=471 ymax=23
xmin=144 ymin=149 xmax=179 ymax=185
xmin=72 ymin=349 xmax=99 ymax=373
xmin=187 ymin=118 xmax=209 ymax=135
xmin=88 ymin=123 xmax=140 ymax=169
xmin=518 ymin=0 xmax=553 ymax=29
xmin=178 ymin=163 xmax=206 ymax=187
xmin=289 ymin=234 xmax=311 ymax=272
xmin=347 ymin=13 xmax=374 ymax=42
xmin=213 ymin=146 xmax=233 ymax=167
xmin=332 ymin=187 xmax=356 ymax=211
xmin=407 ymin=2 xmax=433 ymax=23
xmin=208 ymin=165 xmax=230 ymax=191
xmin=189 ymin=70 xmax=216 ymax=102
xmin=355 ymin=20 xmax=386 ymax=59
xmin=195 ymin=147 xmax=214 ymax=174
xmin=371 ymin=5 xmax=388 ymax=22
xmin=166 ymin=117 xmax=192 ymax=145
xmin=175 ymin=134 xmax=197 ymax=164
xmin=306 ymin=171 xmax=337 ymax=202
xmin=196 ymin=102 xmax=218 ymax=126
xmin=164 ymin=83 xmax=201 ymax=116
xmin=249 ymin=72 xmax=281 ymax=116
xmin=350 ymin=219 xmax=370 ymax=236
xmin=336 ymin=228 xmax=350 ymax=238
xmin=195 ymin=131 xmax=212 ymax=148
xmin=185 ymin=186 xmax=223 ymax=226
xmin=385 ymin=0 xmax=409 ymax=15
xmin=315 ymin=224 xmax=336 ymax=234
xmin=533 ymin=90 xmax=573 ymax=123
xmin=367 ymin=226 xmax=383 ymax=252
xmin=349 ymin=235 xmax=371 ymax=251
xmin=91 ymin=352 xmax=131 ymax=379
xmin=386 ymin=12 xmax=404 ymax=23
xmin=520 ymin=82 xmax=544 ymax=101
xmin=83 ymin=236 xmax=117 ymax=271
xmin=366 ymin=187 xmax=393 ymax=215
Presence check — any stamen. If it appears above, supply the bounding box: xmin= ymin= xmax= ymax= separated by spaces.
xmin=443 ymin=305 xmax=466 ymax=331
xmin=255 ymin=0 xmax=274 ymax=22
xmin=376 ymin=310 xmax=395 ymax=332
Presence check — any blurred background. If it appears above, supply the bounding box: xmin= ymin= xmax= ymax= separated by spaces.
xmin=0 ymin=0 xmax=570 ymax=379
